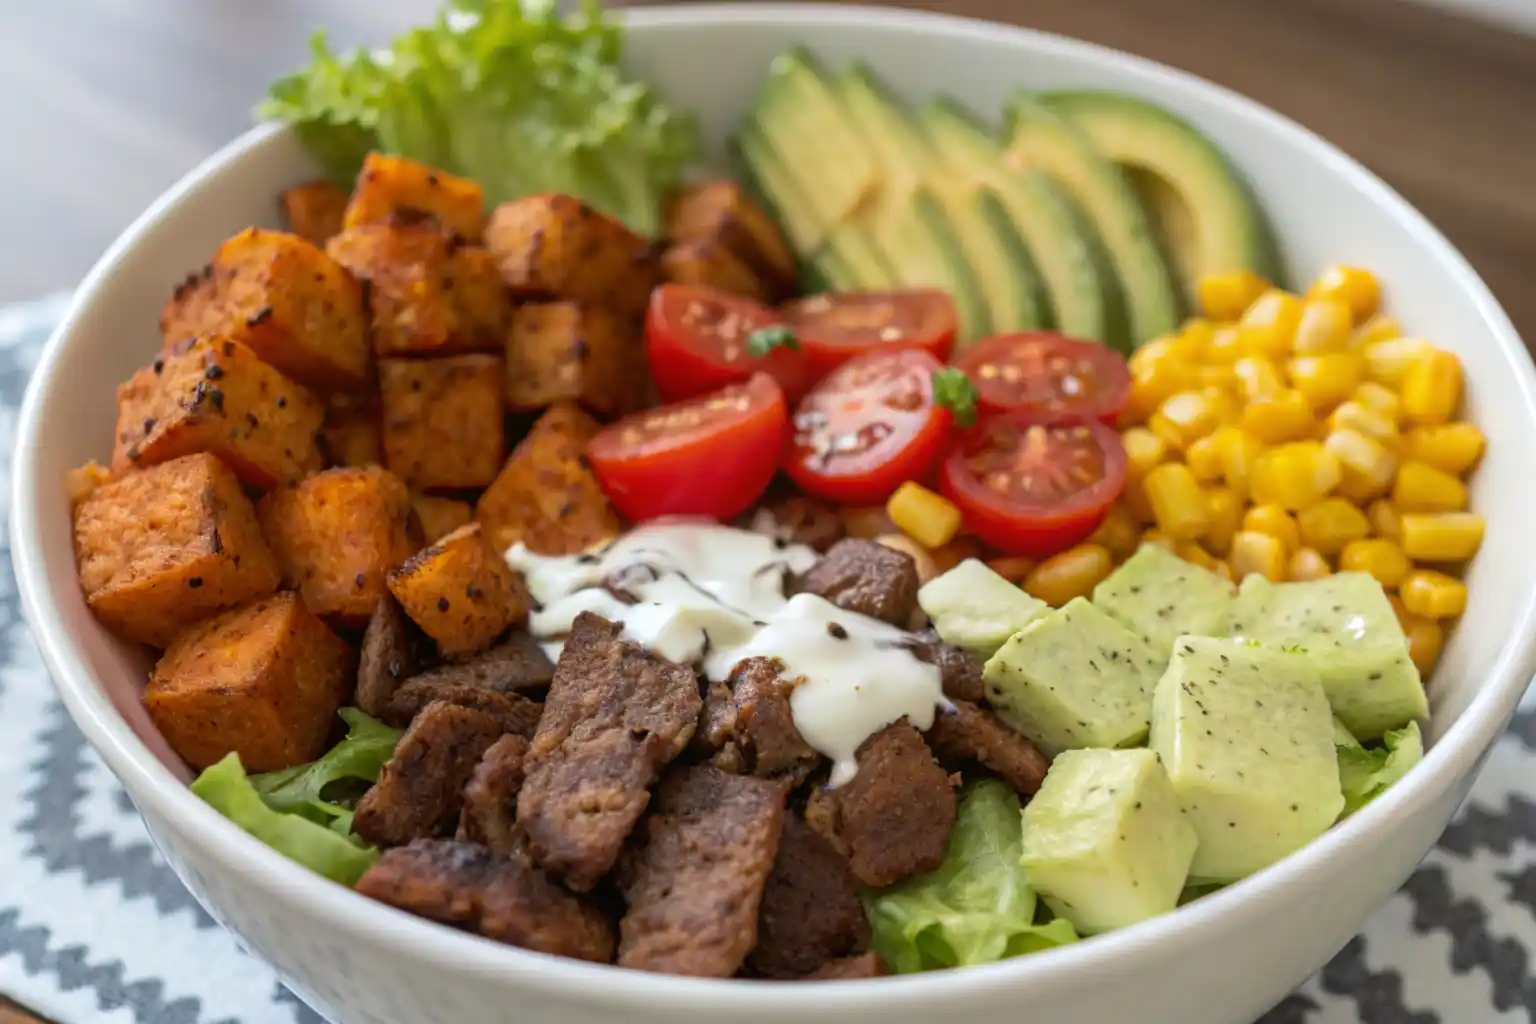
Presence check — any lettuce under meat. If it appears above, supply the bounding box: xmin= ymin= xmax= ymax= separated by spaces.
xmin=249 ymin=708 xmax=404 ymax=836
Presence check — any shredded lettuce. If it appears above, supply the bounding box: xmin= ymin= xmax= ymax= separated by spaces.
xmin=866 ymin=779 xmax=1077 ymax=973
xmin=249 ymin=709 xmax=403 ymax=836
xmin=1335 ymin=721 xmax=1424 ymax=817
xmin=257 ymin=0 xmax=699 ymax=237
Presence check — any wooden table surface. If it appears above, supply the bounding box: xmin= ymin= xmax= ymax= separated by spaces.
xmin=1 ymin=0 xmax=1532 ymax=1020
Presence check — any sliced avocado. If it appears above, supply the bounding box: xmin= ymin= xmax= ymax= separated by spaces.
xmin=918 ymin=558 xmax=1049 ymax=658
xmin=1022 ymin=748 xmax=1198 ymax=935
xmin=1037 ymin=91 xmax=1284 ymax=300
xmin=1005 ymin=94 xmax=1182 ymax=348
xmin=816 ymin=222 xmax=896 ymax=291
xmin=919 ymin=99 xmax=1120 ymax=346
xmin=1092 ymin=542 xmax=1236 ymax=657
xmin=1150 ymin=636 xmax=1342 ymax=881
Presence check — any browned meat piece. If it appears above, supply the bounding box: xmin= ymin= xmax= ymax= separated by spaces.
xmin=417 ymin=632 xmax=555 ymax=693
xmin=356 ymin=594 xmax=432 ymax=718
xmin=747 ymin=815 xmax=868 ymax=979
xmin=801 ymin=952 xmax=889 ymax=981
xmin=796 ymin=538 xmax=918 ymax=626
xmin=353 ymin=701 xmax=507 ymax=847
xmin=356 ymin=839 xmax=615 ymax=963
xmin=458 ymin=734 xmax=529 ymax=856
xmin=739 ymin=488 xmax=845 ymax=552
xmin=386 ymin=682 xmax=544 ymax=737
xmin=803 ymin=720 xmax=956 ymax=888
xmin=928 ymin=700 xmax=1050 ymax=796
xmin=698 ymin=657 xmax=819 ymax=782
xmin=909 ymin=628 xmax=986 ymax=703
xmin=619 ymin=766 xmax=789 ymax=977
xmin=517 ymin=613 xmax=702 ymax=891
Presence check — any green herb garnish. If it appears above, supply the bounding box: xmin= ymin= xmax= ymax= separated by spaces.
xmin=931 ymin=367 xmax=980 ymax=427
xmin=747 ymin=324 xmax=800 ymax=357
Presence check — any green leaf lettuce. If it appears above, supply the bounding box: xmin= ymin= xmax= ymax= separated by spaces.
xmin=1334 ymin=720 xmax=1423 ymax=817
xmin=249 ymin=708 xmax=404 ymax=836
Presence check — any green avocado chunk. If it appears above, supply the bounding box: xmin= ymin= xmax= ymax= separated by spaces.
xmin=1092 ymin=542 xmax=1236 ymax=657
xmin=918 ymin=558 xmax=1049 ymax=659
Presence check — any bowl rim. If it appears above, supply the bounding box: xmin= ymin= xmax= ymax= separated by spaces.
xmin=13 ymin=2 xmax=1536 ymax=1014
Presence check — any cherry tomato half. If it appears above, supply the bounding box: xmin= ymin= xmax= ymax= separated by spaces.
xmin=782 ymin=289 xmax=957 ymax=377
xmin=939 ymin=413 xmax=1127 ymax=557
xmin=645 ymin=285 xmax=813 ymax=404
xmin=588 ymin=373 xmax=788 ymax=523
xmin=784 ymin=348 xmax=953 ymax=506
xmin=953 ymin=331 xmax=1132 ymax=423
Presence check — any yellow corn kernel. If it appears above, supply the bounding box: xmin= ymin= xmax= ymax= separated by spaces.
xmin=1204 ymin=487 xmax=1243 ymax=555
xmin=1392 ymin=461 xmax=1469 ymax=512
xmin=875 ymin=534 xmax=940 ymax=585
xmin=1323 ymin=427 xmax=1397 ymax=500
xmin=1288 ymin=546 xmax=1333 ymax=581
xmin=1292 ymin=297 xmax=1354 ymax=354
xmin=1198 ymin=270 xmax=1269 ymax=322
xmin=985 ymin=555 xmax=1038 ymax=584
xmin=1351 ymin=313 xmax=1402 ymax=349
xmin=1328 ymin=401 xmax=1398 ymax=447
xmin=1088 ymin=502 xmax=1143 ymax=559
xmin=1364 ymin=337 xmax=1433 ymax=388
xmin=1307 ymin=264 xmax=1381 ymax=323
xmin=1241 ymin=389 xmax=1316 ymax=444
xmin=1211 ymin=559 xmax=1235 ymax=582
xmin=1401 ymin=348 xmax=1462 ymax=426
xmin=1399 ymin=512 xmax=1486 ymax=563
xmin=1249 ymin=442 xmax=1342 ymax=510
xmin=1232 ymin=355 xmax=1286 ymax=402
xmin=1402 ymin=422 xmax=1486 ymax=477
xmin=1176 ymin=540 xmax=1221 ymax=572
xmin=1296 ymin=498 xmax=1371 ymax=555
xmin=1129 ymin=335 xmax=1179 ymax=375
xmin=1122 ymin=427 xmax=1169 ymax=481
xmin=1243 ymin=505 xmax=1301 ymax=552
xmin=1122 ymin=476 xmax=1156 ymax=524
xmin=1368 ymin=499 xmax=1402 ymax=541
xmin=1142 ymin=530 xmax=1176 ymax=551
xmin=886 ymin=482 xmax=962 ymax=550
xmin=1178 ymin=318 xmax=1216 ymax=352
xmin=1123 ymin=362 xmax=1199 ymax=425
xmin=1144 ymin=463 xmax=1211 ymax=541
xmin=1399 ymin=570 xmax=1468 ymax=619
xmin=1023 ymin=544 xmax=1114 ymax=607
xmin=932 ymin=536 xmax=983 ymax=575
xmin=1229 ymin=530 xmax=1288 ymax=581
xmin=1185 ymin=434 xmax=1226 ymax=483
xmin=1150 ymin=391 xmax=1225 ymax=450
xmin=1288 ymin=352 xmax=1365 ymax=412
xmin=1198 ymin=365 xmax=1238 ymax=394
xmin=1353 ymin=381 xmax=1401 ymax=421
xmin=1205 ymin=327 xmax=1244 ymax=364
xmin=1212 ymin=426 xmax=1264 ymax=498
xmin=1237 ymin=289 xmax=1303 ymax=358
xmin=1205 ymin=387 xmax=1241 ymax=426
xmin=1339 ymin=538 xmax=1412 ymax=587
xmin=1405 ymin=615 xmax=1445 ymax=675
xmin=1388 ymin=594 xmax=1411 ymax=627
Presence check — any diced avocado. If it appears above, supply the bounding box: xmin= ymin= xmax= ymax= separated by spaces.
xmin=919 ymin=98 xmax=1121 ymax=346
xmin=748 ymin=49 xmax=880 ymax=250
xmin=1092 ymin=543 xmax=1236 ymax=657
xmin=1021 ymin=748 xmax=1198 ymax=935
xmin=1150 ymin=636 xmax=1342 ymax=881
xmin=1005 ymin=94 xmax=1182 ymax=348
xmin=1037 ymin=91 xmax=1284 ymax=301
xmin=918 ymin=558 xmax=1049 ymax=658
xmin=983 ymin=597 xmax=1164 ymax=755
xmin=1225 ymin=574 xmax=1428 ymax=741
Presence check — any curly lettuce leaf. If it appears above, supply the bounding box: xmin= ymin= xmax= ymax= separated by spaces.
xmin=257 ymin=0 xmax=698 ymax=237
xmin=866 ymin=779 xmax=1078 ymax=973
xmin=249 ymin=709 xmax=403 ymax=836
xmin=191 ymin=753 xmax=379 ymax=886
xmin=1335 ymin=720 xmax=1423 ymax=817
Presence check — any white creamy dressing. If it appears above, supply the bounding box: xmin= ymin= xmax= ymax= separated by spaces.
xmin=506 ymin=520 xmax=946 ymax=786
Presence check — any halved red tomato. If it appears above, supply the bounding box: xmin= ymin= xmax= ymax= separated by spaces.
xmin=645 ymin=285 xmax=813 ymax=404
xmin=939 ymin=413 xmax=1127 ymax=556
xmin=953 ymin=331 xmax=1132 ymax=423
xmin=781 ymin=289 xmax=957 ymax=377
xmin=588 ymin=373 xmax=787 ymax=523
xmin=784 ymin=348 xmax=954 ymax=506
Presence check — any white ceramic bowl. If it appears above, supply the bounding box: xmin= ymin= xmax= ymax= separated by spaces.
xmin=13 ymin=5 xmax=1536 ymax=1023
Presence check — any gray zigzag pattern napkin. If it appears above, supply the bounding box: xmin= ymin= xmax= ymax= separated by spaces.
xmin=0 ymin=294 xmax=1532 ymax=1023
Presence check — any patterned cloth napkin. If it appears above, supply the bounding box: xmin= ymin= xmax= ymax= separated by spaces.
xmin=0 ymin=296 xmax=1532 ymax=1024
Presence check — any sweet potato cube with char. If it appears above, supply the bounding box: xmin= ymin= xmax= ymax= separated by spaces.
xmin=475 ymin=403 xmax=621 ymax=555
xmin=661 ymin=239 xmax=773 ymax=304
xmin=257 ymin=466 xmax=421 ymax=626
xmin=343 ymin=153 xmax=487 ymax=242
xmin=663 ymin=180 xmax=797 ymax=297
xmin=280 ymin=179 xmax=349 ymax=246
xmin=73 ymin=453 xmax=281 ymax=648
xmin=327 ymin=225 xmax=509 ymax=357
xmin=143 ymin=592 xmax=356 ymax=771
xmin=380 ymin=355 xmax=505 ymax=490
xmin=485 ymin=193 xmax=658 ymax=320
xmin=112 ymin=337 xmax=324 ymax=489
xmin=387 ymin=522 xmax=531 ymax=657
xmin=506 ymin=301 xmax=640 ymax=418
xmin=318 ymin=406 xmax=383 ymax=468
xmin=412 ymin=494 xmax=474 ymax=545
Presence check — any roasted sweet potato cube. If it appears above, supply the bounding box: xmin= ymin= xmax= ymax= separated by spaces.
xmin=664 ymin=180 xmax=797 ymax=297
xmin=280 ymin=179 xmax=349 ymax=246
xmin=387 ymin=522 xmax=531 ymax=657
xmin=112 ymin=337 xmax=324 ymax=489
xmin=343 ymin=152 xmax=487 ymax=241
xmin=379 ymin=355 xmax=505 ymax=490
xmin=318 ymin=406 xmax=383 ymax=468
xmin=661 ymin=239 xmax=772 ymax=303
xmin=412 ymin=494 xmax=474 ymax=545
xmin=143 ymin=592 xmax=356 ymax=771
xmin=73 ymin=454 xmax=281 ymax=647
xmin=327 ymin=225 xmax=509 ymax=357
xmin=506 ymin=302 xmax=640 ymax=418
xmin=257 ymin=466 xmax=421 ymax=626
xmin=160 ymin=267 xmax=221 ymax=347
xmin=485 ymin=194 xmax=658 ymax=320
xmin=475 ymin=403 xmax=621 ymax=555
